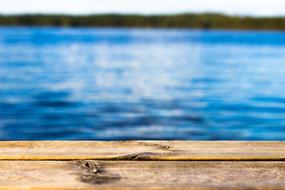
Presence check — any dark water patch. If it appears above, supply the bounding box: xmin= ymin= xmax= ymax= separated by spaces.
xmin=32 ymin=91 xmax=71 ymax=100
xmin=95 ymin=114 xmax=204 ymax=130
xmin=31 ymin=91 xmax=82 ymax=108
xmin=208 ymin=103 xmax=285 ymax=114
xmin=170 ymin=115 xmax=204 ymax=123
xmin=33 ymin=100 xmax=82 ymax=108
xmin=97 ymin=116 xmax=161 ymax=129
xmin=96 ymin=103 xmax=144 ymax=114
xmin=251 ymin=96 xmax=285 ymax=104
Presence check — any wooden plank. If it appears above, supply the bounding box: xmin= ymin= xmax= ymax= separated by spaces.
xmin=0 ymin=141 xmax=284 ymax=161
xmin=0 ymin=160 xmax=284 ymax=190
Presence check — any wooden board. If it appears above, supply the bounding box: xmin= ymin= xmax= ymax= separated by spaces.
xmin=0 ymin=160 xmax=285 ymax=190
xmin=0 ymin=141 xmax=284 ymax=189
xmin=0 ymin=141 xmax=284 ymax=161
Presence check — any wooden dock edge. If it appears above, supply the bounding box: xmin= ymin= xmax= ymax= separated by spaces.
xmin=0 ymin=141 xmax=284 ymax=190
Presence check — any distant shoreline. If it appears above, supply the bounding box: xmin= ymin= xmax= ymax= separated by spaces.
xmin=1 ymin=13 xmax=285 ymax=30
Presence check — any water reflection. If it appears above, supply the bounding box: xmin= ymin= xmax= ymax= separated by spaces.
xmin=1 ymin=28 xmax=285 ymax=140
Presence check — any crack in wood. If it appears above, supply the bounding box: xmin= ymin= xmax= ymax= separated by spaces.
xmin=113 ymin=152 xmax=163 ymax=160
xmin=77 ymin=160 xmax=120 ymax=185
xmin=137 ymin=142 xmax=171 ymax=151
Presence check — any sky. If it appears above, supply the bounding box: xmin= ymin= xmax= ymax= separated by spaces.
xmin=0 ymin=0 xmax=284 ymax=17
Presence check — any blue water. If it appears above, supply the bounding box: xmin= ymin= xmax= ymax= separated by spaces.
xmin=1 ymin=27 xmax=285 ymax=140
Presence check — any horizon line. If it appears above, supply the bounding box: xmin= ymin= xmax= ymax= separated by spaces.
xmin=1 ymin=12 xmax=285 ymax=18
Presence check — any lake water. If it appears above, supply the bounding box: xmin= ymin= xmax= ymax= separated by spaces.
xmin=1 ymin=27 xmax=285 ymax=140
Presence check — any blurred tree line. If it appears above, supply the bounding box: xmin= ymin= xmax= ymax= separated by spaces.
xmin=0 ymin=13 xmax=284 ymax=30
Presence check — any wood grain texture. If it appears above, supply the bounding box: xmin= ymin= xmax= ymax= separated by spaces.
xmin=0 ymin=160 xmax=284 ymax=190
xmin=0 ymin=141 xmax=284 ymax=161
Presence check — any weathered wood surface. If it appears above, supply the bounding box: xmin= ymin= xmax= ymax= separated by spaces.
xmin=0 ymin=160 xmax=285 ymax=190
xmin=0 ymin=141 xmax=284 ymax=160
xmin=0 ymin=141 xmax=284 ymax=189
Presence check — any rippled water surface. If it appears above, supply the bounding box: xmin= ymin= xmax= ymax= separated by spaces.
xmin=1 ymin=27 xmax=285 ymax=140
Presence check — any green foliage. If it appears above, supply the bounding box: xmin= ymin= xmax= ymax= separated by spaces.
xmin=0 ymin=14 xmax=285 ymax=30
